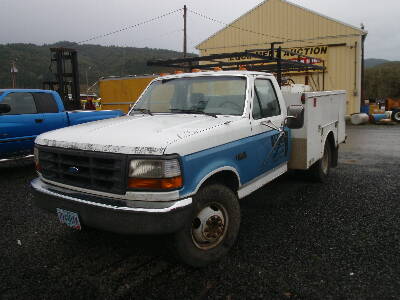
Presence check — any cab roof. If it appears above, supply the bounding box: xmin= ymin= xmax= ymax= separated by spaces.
xmin=155 ymin=70 xmax=274 ymax=81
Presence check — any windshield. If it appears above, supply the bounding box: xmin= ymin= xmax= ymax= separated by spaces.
xmin=130 ymin=76 xmax=247 ymax=116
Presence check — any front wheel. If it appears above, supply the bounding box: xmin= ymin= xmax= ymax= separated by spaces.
xmin=392 ymin=109 xmax=400 ymax=122
xmin=169 ymin=183 xmax=241 ymax=267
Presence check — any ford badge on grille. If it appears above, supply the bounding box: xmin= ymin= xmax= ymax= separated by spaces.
xmin=68 ymin=166 xmax=80 ymax=174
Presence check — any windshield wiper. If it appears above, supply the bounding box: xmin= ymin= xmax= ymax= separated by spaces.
xmin=131 ymin=108 xmax=153 ymax=116
xmin=169 ymin=109 xmax=218 ymax=118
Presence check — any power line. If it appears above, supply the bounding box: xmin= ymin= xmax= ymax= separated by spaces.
xmin=77 ymin=8 xmax=183 ymax=44
xmin=188 ymin=8 xmax=288 ymax=43
xmin=129 ymin=28 xmax=183 ymax=48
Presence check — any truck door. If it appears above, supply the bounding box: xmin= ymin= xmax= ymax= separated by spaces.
xmin=0 ymin=92 xmax=43 ymax=158
xmin=32 ymin=92 xmax=67 ymax=131
xmin=250 ymin=78 xmax=289 ymax=175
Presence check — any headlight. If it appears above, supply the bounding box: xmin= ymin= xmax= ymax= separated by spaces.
xmin=129 ymin=159 xmax=180 ymax=178
xmin=127 ymin=158 xmax=182 ymax=190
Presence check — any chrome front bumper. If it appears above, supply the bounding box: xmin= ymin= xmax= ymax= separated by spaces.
xmin=31 ymin=178 xmax=193 ymax=234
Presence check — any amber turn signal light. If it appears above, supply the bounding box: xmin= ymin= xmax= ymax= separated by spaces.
xmin=127 ymin=176 xmax=183 ymax=190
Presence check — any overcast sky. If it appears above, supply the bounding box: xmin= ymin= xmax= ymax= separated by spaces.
xmin=1 ymin=0 xmax=399 ymax=60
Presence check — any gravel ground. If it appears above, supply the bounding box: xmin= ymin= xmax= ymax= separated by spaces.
xmin=1 ymin=124 xmax=399 ymax=299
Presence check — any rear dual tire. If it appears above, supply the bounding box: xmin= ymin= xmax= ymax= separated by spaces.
xmin=308 ymin=140 xmax=332 ymax=182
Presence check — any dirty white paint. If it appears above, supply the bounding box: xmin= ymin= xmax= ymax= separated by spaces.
xmin=36 ymin=138 xmax=166 ymax=155
xmin=35 ymin=113 xmax=246 ymax=156
xmin=35 ymin=71 xmax=275 ymax=156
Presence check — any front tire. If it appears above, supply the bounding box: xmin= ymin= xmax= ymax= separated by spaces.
xmin=169 ymin=183 xmax=241 ymax=267
xmin=392 ymin=109 xmax=400 ymax=122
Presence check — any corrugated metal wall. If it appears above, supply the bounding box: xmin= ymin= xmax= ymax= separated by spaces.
xmin=196 ymin=0 xmax=366 ymax=114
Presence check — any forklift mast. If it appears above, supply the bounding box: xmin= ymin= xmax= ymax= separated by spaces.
xmin=43 ymin=48 xmax=80 ymax=110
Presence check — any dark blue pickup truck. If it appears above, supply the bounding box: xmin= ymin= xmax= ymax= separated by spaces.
xmin=0 ymin=89 xmax=123 ymax=159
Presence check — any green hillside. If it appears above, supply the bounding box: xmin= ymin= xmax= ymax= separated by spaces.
xmin=365 ymin=61 xmax=400 ymax=99
xmin=0 ymin=41 xmax=193 ymax=90
xmin=1 ymin=42 xmax=398 ymax=100
xmin=364 ymin=58 xmax=390 ymax=69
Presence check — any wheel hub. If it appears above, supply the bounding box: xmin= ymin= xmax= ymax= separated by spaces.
xmin=192 ymin=205 xmax=227 ymax=249
xmin=204 ymin=215 xmax=224 ymax=240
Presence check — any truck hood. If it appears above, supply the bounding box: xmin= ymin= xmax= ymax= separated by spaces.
xmin=35 ymin=114 xmax=239 ymax=155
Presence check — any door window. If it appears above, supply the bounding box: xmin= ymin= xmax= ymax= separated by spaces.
xmin=1 ymin=93 xmax=37 ymax=115
xmin=33 ymin=93 xmax=59 ymax=113
xmin=253 ymin=79 xmax=281 ymax=119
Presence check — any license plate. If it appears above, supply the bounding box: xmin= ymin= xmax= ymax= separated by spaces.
xmin=56 ymin=208 xmax=81 ymax=230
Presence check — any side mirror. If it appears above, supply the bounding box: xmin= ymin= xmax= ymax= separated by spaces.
xmin=286 ymin=105 xmax=304 ymax=129
xmin=0 ymin=103 xmax=11 ymax=114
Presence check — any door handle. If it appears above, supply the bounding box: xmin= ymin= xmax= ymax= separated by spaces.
xmin=35 ymin=119 xmax=43 ymax=123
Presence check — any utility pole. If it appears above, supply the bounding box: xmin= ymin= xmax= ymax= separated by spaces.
xmin=10 ymin=60 xmax=18 ymax=88
xmin=183 ymin=5 xmax=187 ymax=58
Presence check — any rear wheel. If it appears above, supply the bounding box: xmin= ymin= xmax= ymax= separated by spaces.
xmin=308 ymin=140 xmax=332 ymax=182
xmin=169 ymin=183 xmax=240 ymax=267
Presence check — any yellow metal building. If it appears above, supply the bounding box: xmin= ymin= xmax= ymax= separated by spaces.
xmin=196 ymin=0 xmax=367 ymax=114
xmin=99 ymin=75 xmax=156 ymax=113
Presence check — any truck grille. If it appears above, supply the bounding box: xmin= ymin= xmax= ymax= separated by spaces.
xmin=38 ymin=146 xmax=127 ymax=194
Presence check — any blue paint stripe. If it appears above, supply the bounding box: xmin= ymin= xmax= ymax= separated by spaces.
xmin=179 ymin=128 xmax=291 ymax=197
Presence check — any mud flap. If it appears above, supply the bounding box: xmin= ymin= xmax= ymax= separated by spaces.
xmin=331 ymin=145 xmax=339 ymax=168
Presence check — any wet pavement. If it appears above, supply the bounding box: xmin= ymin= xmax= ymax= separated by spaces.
xmin=340 ymin=123 xmax=400 ymax=165
xmin=1 ymin=124 xmax=399 ymax=299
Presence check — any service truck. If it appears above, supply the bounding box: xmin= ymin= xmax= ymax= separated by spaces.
xmin=0 ymin=89 xmax=123 ymax=159
xmin=31 ymin=71 xmax=346 ymax=267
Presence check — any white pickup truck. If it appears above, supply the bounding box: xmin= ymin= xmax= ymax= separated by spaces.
xmin=31 ymin=71 xmax=346 ymax=267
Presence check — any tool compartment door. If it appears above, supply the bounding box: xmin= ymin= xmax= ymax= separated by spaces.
xmin=284 ymin=90 xmax=346 ymax=170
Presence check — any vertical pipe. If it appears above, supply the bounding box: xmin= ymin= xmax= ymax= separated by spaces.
xmin=277 ymin=47 xmax=282 ymax=87
xmin=354 ymin=41 xmax=358 ymax=97
xmin=361 ymin=33 xmax=366 ymax=109
xmin=322 ymin=60 xmax=325 ymax=90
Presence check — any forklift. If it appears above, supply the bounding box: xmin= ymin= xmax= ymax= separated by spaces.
xmin=42 ymin=48 xmax=81 ymax=110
